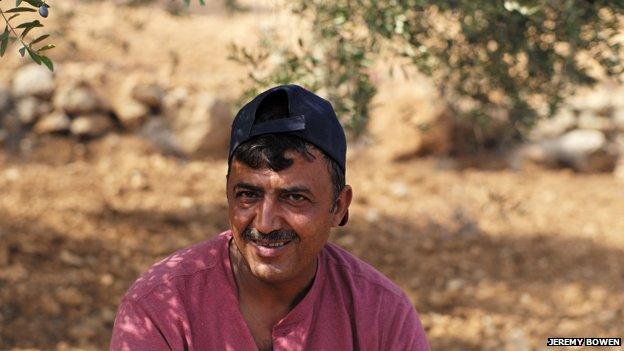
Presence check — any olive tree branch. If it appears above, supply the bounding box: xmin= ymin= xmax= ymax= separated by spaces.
xmin=0 ymin=6 xmax=30 ymax=51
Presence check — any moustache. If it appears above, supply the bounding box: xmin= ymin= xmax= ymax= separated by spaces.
xmin=242 ymin=227 xmax=298 ymax=243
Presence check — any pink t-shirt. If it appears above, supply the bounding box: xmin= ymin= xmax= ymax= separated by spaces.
xmin=111 ymin=231 xmax=430 ymax=350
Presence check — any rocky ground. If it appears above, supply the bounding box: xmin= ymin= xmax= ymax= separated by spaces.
xmin=1 ymin=1 xmax=623 ymax=350
xmin=1 ymin=135 xmax=623 ymax=350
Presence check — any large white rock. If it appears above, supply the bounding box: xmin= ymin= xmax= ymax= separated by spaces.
xmin=556 ymin=129 xmax=618 ymax=172
xmin=12 ymin=64 xmax=55 ymax=98
xmin=165 ymin=91 xmax=232 ymax=156
xmin=513 ymin=129 xmax=618 ymax=172
xmin=70 ymin=114 xmax=113 ymax=137
xmin=368 ymin=81 xmax=454 ymax=160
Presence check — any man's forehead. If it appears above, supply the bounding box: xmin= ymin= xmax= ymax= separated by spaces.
xmin=228 ymin=151 xmax=330 ymax=188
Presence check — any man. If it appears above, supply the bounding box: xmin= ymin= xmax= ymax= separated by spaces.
xmin=111 ymin=84 xmax=430 ymax=350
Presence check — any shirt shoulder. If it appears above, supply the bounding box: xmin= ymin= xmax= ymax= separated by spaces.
xmin=123 ymin=231 xmax=229 ymax=301
xmin=322 ymin=242 xmax=408 ymax=302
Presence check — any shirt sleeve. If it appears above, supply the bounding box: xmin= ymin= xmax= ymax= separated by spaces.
xmin=110 ymin=299 xmax=171 ymax=351
xmin=384 ymin=299 xmax=431 ymax=351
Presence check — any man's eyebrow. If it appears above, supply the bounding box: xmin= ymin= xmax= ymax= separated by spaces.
xmin=281 ymin=186 xmax=313 ymax=195
xmin=234 ymin=182 xmax=263 ymax=192
xmin=234 ymin=183 xmax=314 ymax=196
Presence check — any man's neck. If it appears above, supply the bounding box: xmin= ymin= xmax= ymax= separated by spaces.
xmin=228 ymin=240 xmax=316 ymax=310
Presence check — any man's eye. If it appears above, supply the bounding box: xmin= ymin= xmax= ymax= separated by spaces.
xmin=237 ymin=191 xmax=259 ymax=199
xmin=285 ymin=194 xmax=306 ymax=202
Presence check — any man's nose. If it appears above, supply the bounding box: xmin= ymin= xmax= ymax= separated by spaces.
xmin=253 ymin=197 xmax=283 ymax=234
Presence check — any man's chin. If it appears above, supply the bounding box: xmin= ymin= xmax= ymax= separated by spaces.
xmin=248 ymin=262 xmax=292 ymax=284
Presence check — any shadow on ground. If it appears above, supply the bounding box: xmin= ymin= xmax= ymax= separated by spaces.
xmin=1 ymin=200 xmax=622 ymax=350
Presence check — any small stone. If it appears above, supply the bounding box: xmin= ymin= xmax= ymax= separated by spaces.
xmin=180 ymin=196 xmax=194 ymax=209
xmin=569 ymin=86 xmax=612 ymax=112
xmin=68 ymin=320 xmax=98 ymax=340
xmin=163 ymin=87 xmax=188 ymax=110
xmin=138 ymin=117 xmax=184 ymax=155
xmin=12 ymin=64 xmax=55 ymax=98
xmin=16 ymin=97 xmax=40 ymax=124
xmin=365 ymin=208 xmax=380 ymax=222
xmin=132 ymin=83 xmax=164 ymax=108
xmin=614 ymin=108 xmax=624 ymax=132
xmin=578 ymin=111 xmax=614 ymax=133
xmin=113 ymin=99 xmax=149 ymax=130
xmin=4 ymin=168 xmax=20 ymax=181
xmin=34 ymin=112 xmax=71 ymax=134
xmin=40 ymin=294 xmax=61 ymax=315
xmin=505 ymin=328 xmax=530 ymax=351
xmin=70 ymin=114 xmax=113 ymax=137
xmin=390 ymin=182 xmax=410 ymax=198
xmin=56 ymin=84 xmax=100 ymax=115
xmin=55 ymin=287 xmax=86 ymax=307
xmin=16 ymin=96 xmax=51 ymax=125
xmin=446 ymin=278 xmax=465 ymax=291
xmin=129 ymin=170 xmax=148 ymax=190
xmin=59 ymin=250 xmax=84 ymax=266
xmin=0 ymin=263 xmax=28 ymax=281
xmin=99 ymin=274 xmax=114 ymax=287
xmin=530 ymin=108 xmax=576 ymax=140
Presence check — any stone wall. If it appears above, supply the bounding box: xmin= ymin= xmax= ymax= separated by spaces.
xmin=0 ymin=63 xmax=232 ymax=158
xmin=514 ymin=82 xmax=624 ymax=176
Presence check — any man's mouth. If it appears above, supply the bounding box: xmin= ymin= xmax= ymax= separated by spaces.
xmin=241 ymin=228 xmax=298 ymax=257
xmin=242 ymin=228 xmax=297 ymax=247
xmin=251 ymin=238 xmax=292 ymax=248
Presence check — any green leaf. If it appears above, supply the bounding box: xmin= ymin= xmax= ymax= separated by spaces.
xmin=0 ymin=27 xmax=9 ymax=57
xmin=16 ymin=0 xmax=23 ymax=6
xmin=0 ymin=27 xmax=8 ymax=41
xmin=20 ymin=24 xmax=38 ymax=39
xmin=8 ymin=13 xmax=20 ymax=21
xmin=5 ymin=7 xmax=37 ymax=12
xmin=29 ymin=33 xmax=48 ymax=46
xmin=39 ymin=55 xmax=53 ymax=71
xmin=16 ymin=20 xmax=42 ymax=29
xmin=19 ymin=45 xmax=26 ymax=57
xmin=198 ymin=0 xmax=205 ymax=5
xmin=26 ymin=47 xmax=41 ymax=64
xmin=21 ymin=0 xmax=43 ymax=7
xmin=36 ymin=43 xmax=54 ymax=52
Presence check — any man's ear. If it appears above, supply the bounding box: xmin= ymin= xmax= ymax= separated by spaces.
xmin=332 ymin=185 xmax=353 ymax=227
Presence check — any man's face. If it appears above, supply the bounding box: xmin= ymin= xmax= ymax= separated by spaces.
xmin=227 ymin=148 xmax=351 ymax=285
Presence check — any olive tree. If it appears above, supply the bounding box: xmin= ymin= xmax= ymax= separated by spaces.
xmin=230 ymin=1 xmax=624 ymax=145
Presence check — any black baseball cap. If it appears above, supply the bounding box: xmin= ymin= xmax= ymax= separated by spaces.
xmin=228 ymin=84 xmax=349 ymax=226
